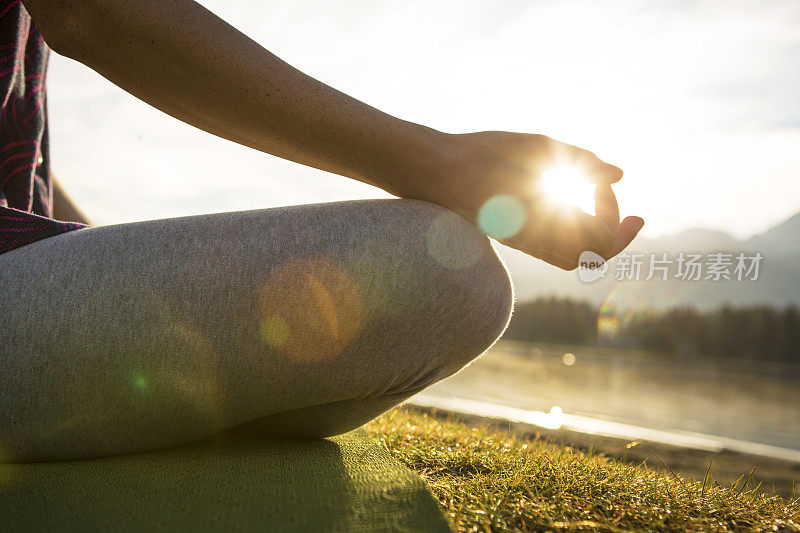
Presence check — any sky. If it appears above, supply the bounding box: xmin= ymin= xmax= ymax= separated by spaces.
xmin=45 ymin=0 xmax=800 ymax=240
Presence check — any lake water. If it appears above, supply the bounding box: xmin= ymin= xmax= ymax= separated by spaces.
xmin=412 ymin=340 xmax=800 ymax=461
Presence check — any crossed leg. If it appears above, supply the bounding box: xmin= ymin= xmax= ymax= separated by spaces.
xmin=0 ymin=199 xmax=514 ymax=461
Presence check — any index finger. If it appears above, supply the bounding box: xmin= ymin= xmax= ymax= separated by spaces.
xmin=560 ymin=142 xmax=623 ymax=184
xmin=594 ymin=183 xmax=620 ymax=234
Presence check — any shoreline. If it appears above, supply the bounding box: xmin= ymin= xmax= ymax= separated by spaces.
xmin=407 ymin=397 xmax=800 ymax=499
xmin=411 ymin=393 xmax=800 ymax=463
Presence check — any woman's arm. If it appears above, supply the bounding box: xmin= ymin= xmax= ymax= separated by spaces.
xmin=24 ymin=0 xmax=439 ymax=192
xmin=51 ymin=172 xmax=91 ymax=225
xmin=22 ymin=0 xmax=642 ymax=269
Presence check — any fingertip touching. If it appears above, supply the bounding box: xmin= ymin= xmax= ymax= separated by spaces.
xmin=623 ymin=215 xmax=645 ymax=234
xmin=589 ymin=161 xmax=623 ymax=184
xmin=604 ymin=216 xmax=645 ymax=260
xmin=606 ymin=163 xmax=624 ymax=182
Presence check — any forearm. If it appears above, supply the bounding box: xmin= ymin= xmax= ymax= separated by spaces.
xmin=24 ymin=0 xmax=445 ymax=195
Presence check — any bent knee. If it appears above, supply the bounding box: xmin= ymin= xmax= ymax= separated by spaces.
xmin=396 ymin=198 xmax=514 ymax=328
xmin=430 ymin=229 xmax=515 ymax=375
xmin=354 ymin=199 xmax=515 ymax=379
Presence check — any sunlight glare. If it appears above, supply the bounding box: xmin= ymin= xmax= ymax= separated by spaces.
xmin=540 ymin=165 xmax=596 ymax=215
xmin=542 ymin=405 xmax=565 ymax=430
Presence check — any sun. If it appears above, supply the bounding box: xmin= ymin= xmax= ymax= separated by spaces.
xmin=539 ymin=165 xmax=596 ymax=215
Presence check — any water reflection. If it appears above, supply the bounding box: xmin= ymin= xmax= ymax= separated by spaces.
xmin=419 ymin=340 xmax=800 ymax=457
xmin=545 ymin=405 xmax=565 ymax=429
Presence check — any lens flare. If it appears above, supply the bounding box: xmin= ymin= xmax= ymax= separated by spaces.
xmin=597 ymin=289 xmax=621 ymax=338
xmin=477 ymin=194 xmax=527 ymax=239
xmin=257 ymin=256 xmax=362 ymax=362
xmin=133 ymin=374 xmax=149 ymax=392
xmin=426 ymin=211 xmax=484 ymax=269
xmin=42 ymin=283 xmax=225 ymax=446
xmin=259 ymin=315 xmax=291 ymax=347
xmin=540 ymin=165 xmax=596 ymax=214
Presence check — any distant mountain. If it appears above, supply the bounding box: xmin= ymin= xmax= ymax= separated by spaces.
xmin=749 ymin=212 xmax=800 ymax=254
xmin=499 ymin=211 xmax=800 ymax=310
xmin=637 ymin=228 xmax=742 ymax=254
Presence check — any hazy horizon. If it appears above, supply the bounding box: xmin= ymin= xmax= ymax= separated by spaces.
xmin=46 ymin=0 xmax=800 ymax=241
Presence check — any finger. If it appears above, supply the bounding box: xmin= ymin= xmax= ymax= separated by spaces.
xmin=561 ymin=144 xmax=623 ymax=184
xmin=572 ymin=210 xmax=618 ymax=257
xmin=533 ymin=205 xmax=617 ymax=261
xmin=532 ymin=250 xmax=579 ymax=271
xmin=594 ymin=184 xmax=620 ymax=234
xmin=592 ymin=162 xmax=623 ymax=184
xmin=540 ymin=136 xmax=624 ymax=184
xmin=535 ymin=216 xmax=643 ymax=270
xmin=603 ymin=216 xmax=645 ymax=260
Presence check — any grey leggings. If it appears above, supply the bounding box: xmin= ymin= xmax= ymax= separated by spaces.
xmin=0 ymin=199 xmax=514 ymax=461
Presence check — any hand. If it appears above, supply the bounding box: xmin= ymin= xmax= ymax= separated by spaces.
xmin=408 ymin=131 xmax=644 ymax=270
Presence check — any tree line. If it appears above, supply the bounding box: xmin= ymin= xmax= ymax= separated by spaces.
xmin=503 ymin=296 xmax=800 ymax=362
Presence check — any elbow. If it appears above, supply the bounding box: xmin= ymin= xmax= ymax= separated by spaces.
xmin=23 ymin=1 xmax=98 ymax=60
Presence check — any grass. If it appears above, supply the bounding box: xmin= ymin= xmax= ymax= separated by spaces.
xmin=364 ymin=406 xmax=800 ymax=532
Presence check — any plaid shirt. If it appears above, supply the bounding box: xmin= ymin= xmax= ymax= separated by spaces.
xmin=0 ymin=0 xmax=87 ymax=255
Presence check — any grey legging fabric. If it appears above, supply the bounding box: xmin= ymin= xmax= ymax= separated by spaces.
xmin=0 ymin=199 xmax=514 ymax=461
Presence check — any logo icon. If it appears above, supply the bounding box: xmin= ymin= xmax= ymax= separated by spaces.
xmin=577 ymin=251 xmax=608 ymax=282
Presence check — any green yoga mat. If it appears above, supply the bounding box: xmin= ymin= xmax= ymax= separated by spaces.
xmin=0 ymin=429 xmax=451 ymax=532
